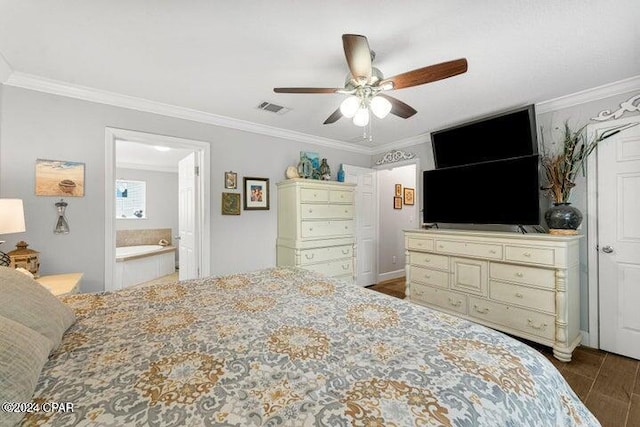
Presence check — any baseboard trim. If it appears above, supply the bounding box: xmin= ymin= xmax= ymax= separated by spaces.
xmin=377 ymin=269 xmax=405 ymax=283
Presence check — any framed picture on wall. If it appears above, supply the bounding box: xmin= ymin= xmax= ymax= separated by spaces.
xmin=404 ymin=187 xmax=415 ymax=205
xmin=221 ymin=192 xmax=241 ymax=215
xmin=395 ymin=184 xmax=402 ymax=197
xmin=224 ymin=171 xmax=237 ymax=189
xmin=393 ymin=196 xmax=402 ymax=210
xmin=244 ymin=177 xmax=270 ymax=210
xmin=35 ymin=159 xmax=85 ymax=197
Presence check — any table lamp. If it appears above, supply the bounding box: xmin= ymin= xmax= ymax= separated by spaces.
xmin=0 ymin=199 xmax=26 ymax=266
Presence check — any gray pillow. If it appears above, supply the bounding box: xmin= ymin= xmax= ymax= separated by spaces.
xmin=0 ymin=315 xmax=52 ymax=427
xmin=0 ymin=266 xmax=76 ymax=353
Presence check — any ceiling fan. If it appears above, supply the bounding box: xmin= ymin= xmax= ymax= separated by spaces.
xmin=274 ymin=34 xmax=468 ymax=127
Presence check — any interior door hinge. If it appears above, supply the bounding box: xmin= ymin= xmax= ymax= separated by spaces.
xmin=195 ymin=166 xmax=200 ymax=176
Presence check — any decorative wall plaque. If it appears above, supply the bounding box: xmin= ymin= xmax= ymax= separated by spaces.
xmin=375 ymin=150 xmax=416 ymax=166
xmin=592 ymin=93 xmax=640 ymax=122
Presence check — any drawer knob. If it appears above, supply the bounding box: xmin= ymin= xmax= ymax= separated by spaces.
xmin=473 ymin=305 xmax=490 ymax=314
xmin=305 ymin=254 xmax=314 ymax=260
xmin=438 ymin=245 xmax=444 ymax=249
xmin=308 ymin=209 xmax=313 ymax=213
xmin=515 ymin=272 xmax=524 ymax=278
xmin=344 ymin=209 xmax=349 ymax=213
xmin=342 ymin=249 xmax=349 ymax=255
xmin=527 ymin=319 xmax=547 ymax=330
xmin=341 ymin=264 xmax=349 ymax=270
xmin=417 ymin=242 xmax=423 ymax=247
xmin=415 ymin=290 xmax=423 ymax=297
xmin=448 ymin=298 xmax=462 ymax=307
xmin=515 ymin=292 xmax=524 ymax=298
xmin=424 ymin=258 xmax=431 ymax=262
xmin=523 ymin=252 xmax=532 ymax=257
xmin=424 ymin=274 xmax=431 ymax=279
xmin=489 ymin=250 xmax=497 ymax=254
xmin=309 ymin=227 xmax=313 ymax=231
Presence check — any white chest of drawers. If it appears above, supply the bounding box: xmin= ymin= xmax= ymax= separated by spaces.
xmin=405 ymin=229 xmax=582 ymax=361
xmin=277 ymin=179 xmax=356 ymax=281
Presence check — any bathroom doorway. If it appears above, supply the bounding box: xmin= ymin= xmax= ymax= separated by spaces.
xmin=104 ymin=128 xmax=211 ymax=290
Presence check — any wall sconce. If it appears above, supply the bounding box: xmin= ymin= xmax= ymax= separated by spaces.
xmin=54 ymin=199 xmax=70 ymax=234
xmin=0 ymin=198 xmax=26 ymax=266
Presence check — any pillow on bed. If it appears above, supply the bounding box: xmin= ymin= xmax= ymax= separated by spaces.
xmin=0 ymin=266 xmax=76 ymax=353
xmin=0 ymin=315 xmax=52 ymax=427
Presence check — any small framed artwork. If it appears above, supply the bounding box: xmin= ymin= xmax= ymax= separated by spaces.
xmin=35 ymin=159 xmax=86 ymax=197
xmin=224 ymin=171 xmax=237 ymax=189
xmin=221 ymin=192 xmax=241 ymax=215
xmin=393 ymin=196 xmax=402 ymax=210
xmin=404 ymin=187 xmax=415 ymax=205
xmin=244 ymin=177 xmax=270 ymax=210
xmin=395 ymin=184 xmax=402 ymax=197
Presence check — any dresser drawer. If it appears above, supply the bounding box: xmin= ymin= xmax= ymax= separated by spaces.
xmin=407 ymin=237 xmax=434 ymax=252
xmin=409 ymin=266 xmax=449 ymax=288
xmin=490 ymin=263 xmax=555 ymax=289
xmin=489 ymin=280 xmax=555 ymax=313
xmin=300 ymin=188 xmax=329 ymax=203
xmin=436 ymin=239 xmax=502 ymax=260
xmin=301 ymin=220 xmax=354 ymax=238
xmin=304 ymin=258 xmax=353 ymax=277
xmin=299 ymin=245 xmax=353 ymax=265
xmin=409 ymin=252 xmax=449 ymax=270
xmin=329 ymin=190 xmax=353 ymax=204
xmin=301 ymin=204 xmax=354 ymax=220
xmin=468 ymin=297 xmax=555 ymax=341
xmin=451 ymin=257 xmax=487 ymax=296
xmin=412 ymin=283 xmax=467 ymax=315
xmin=505 ymin=245 xmax=555 ymax=266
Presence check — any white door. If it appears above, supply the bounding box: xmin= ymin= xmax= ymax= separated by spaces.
xmin=343 ymin=165 xmax=377 ymax=286
xmin=597 ymin=117 xmax=640 ymax=359
xmin=178 ymin=152 xmax=199 ymax=280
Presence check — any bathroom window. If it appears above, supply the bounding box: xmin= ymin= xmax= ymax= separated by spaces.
xmin=116 ymin=180 xmax=146 ymax=219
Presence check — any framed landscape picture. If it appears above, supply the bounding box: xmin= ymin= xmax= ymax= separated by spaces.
xmin=404 ymin=187 xmax=415 ymax=205
xmin=35 ymin=159 xmax=85 ymax=197
xmin=244 ymin=177 xmax=270 ymax=210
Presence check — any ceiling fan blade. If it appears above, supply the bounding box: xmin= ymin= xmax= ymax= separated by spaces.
xmin=342 ymin=34 xmax=372 ymax=84
xmin=378 ymin=94 xmax=417 ymax=119
xmin=323 ymin=108 xmax=342 ymax=124
xmin=273 ymin=87 xmax=341 ymax=94
xmin=380 ymin=58 xmax=468 ymax=90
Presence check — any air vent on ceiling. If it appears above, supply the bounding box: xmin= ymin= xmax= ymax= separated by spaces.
xmin=257 ymin=101 xmax=291 ymax=115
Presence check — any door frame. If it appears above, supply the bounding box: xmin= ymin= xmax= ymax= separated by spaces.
xmin=586 ymin=115 xmax=640 ymax=348
xmin=104 ymin=127 xmax=211 ymax=290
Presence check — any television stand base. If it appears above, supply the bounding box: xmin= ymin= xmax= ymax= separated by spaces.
xmin=517 ymin=225 xmax=528 ymax=234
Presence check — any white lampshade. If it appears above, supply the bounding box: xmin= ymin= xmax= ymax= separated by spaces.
xmin=353 ymin=106 xmax=370 ymax=127
xmin=339 ymin=95 xmax=360 ymax=118
xmin=370 ymin=96 xmax=392 ymax=119
xmin=0 ymin=199 xmax=26 ymax=234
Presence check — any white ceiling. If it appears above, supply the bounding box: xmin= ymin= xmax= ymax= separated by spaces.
xmin=1 ymin=1 xmax=638 ymax=150
xmin=116 ymin=140 xmax=194 ymax=172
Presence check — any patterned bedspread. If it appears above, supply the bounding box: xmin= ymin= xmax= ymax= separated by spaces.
xmin=25 ymin=267 xmax=599 ymax=426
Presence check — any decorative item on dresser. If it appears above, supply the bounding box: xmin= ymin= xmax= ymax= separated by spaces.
xmin=276 ymin=179 xmax=356 ymax=281
xmin=7 ymin=241 xmax=40 ymax=277
xmin=405 ymin=229 xmax=582 ymax=361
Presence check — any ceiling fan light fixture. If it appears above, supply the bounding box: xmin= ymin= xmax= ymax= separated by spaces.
xmin=370 ymin=96 xmax=392 ymax=119
xmin=339 ymin=95 xmax=360 ymax=118
xmin=353 ymin=106 xmax=370 ymax=127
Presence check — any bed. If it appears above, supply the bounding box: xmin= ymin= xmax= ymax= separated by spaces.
xmin=2 ymin=266 xmax=599 ymax=426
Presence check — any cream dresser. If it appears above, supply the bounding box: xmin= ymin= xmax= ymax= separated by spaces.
xmin=277 ymin=179 xmax=356 ymax=281
xmin=405 ymin=229 xmax=582 ymax=361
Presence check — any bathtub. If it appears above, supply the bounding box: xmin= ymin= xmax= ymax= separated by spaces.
xmin=115 ymin=245 xmax=176 ymax=289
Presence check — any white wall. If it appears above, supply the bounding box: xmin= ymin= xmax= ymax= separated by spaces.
xmin=377 ymin=164 xmax=417 ymax=281
xmin=0 ymin=86 xmax=372 ymax=292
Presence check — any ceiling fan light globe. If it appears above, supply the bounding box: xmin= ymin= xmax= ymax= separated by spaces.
xmin=340 ymin=95 xmax=360 ymax=118
xmin=370 ymin=96 xmax=392 ymax=119
xmin=353 ymin=107 xmax=370 ymax=127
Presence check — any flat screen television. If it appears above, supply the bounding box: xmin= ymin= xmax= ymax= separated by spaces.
xmin=423 ymin=154 xmax=540 ymax=225
xmin=431 ymin=105 xmax=537 ymax=169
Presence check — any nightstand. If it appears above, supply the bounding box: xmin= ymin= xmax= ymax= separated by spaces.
xmin=36 ymin=273 xmax=83 ymax=296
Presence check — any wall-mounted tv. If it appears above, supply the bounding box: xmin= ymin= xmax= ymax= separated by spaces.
xmin=423 ymin=155 xmax=540 ymax=225
xmin=431 ymin=105 xmax=538 ymax=169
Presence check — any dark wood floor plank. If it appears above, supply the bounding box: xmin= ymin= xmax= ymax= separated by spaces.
xmin=585 ymin=392 xmax=629 ymax=427
xmin=591 ymin=354 xmax=638 ymax=403
xmin=627 ymin=394 xmax=640 ymax=427
xmin=561 ymin=370 xmax=594 ymax=402
xmin=564 ymin=347 xmax=606 ymax=379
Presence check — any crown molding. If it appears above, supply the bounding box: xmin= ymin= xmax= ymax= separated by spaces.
xmin=0 ymin=53 xmax=12 ymax=84
xmin=372 ymin=132 xmax=431 ymax=155
xmin=4 ymin=72 xmax=371 ymax=154
xmin=535 ymin=75 xmax=640 ymax=114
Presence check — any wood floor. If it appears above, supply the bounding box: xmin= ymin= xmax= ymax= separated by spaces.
xmin=369 ymin=278 xmax=640 ymax=427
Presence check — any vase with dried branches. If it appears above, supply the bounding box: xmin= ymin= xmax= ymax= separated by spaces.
xmin=541 ymin=121 xmax=636 ymax=233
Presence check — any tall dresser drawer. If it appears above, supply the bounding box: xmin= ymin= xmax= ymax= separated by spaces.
xmin=300 ymin=245 xmax=353 ymax=265
xmin=436 ymin=239 xmax=502 ymax=260
xmin=412 ymin=283 xmax=467 ymax=315
xmin=301 ymin=220 xmax=354 ymax=238
xmin=468 ymin=297 xmax=555 ymax=341
xmin=301 ymin=204 xmax=353 ymax=220
xmin=489 ymin=280 xmax=555 ymax=313
xmin=300 ymin=188 xmax=329 ymax=202
xmin=409 ymin=266 xmax=449 ymax=288
xmin=329 ymin=190 xmax=354 ymax=204
xmin=490 ymin=263 xmax=555 ymax=289
xmin=407 ymin=238 xmax=434 ymax=252
xmin=409 ymin=252 xmax=449 ymax=270
xmin=304 ymin=258 xmax=353 ymax=277
xmin=505 ymin=245 xmax=555 ymax=266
